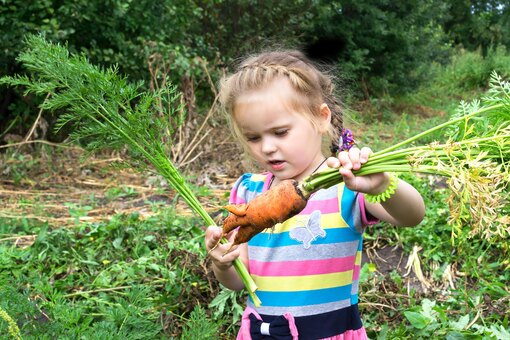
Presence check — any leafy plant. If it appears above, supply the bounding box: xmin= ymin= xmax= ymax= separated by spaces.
xmin=302 ymin=72 xmax=510 ymax=241
xmin=0 ymin=34 xmax=259 ymax=305
xmin=403 ymin=298 xmax=510 ymax=339
xmin=0 ymin=305 xmax=21 ymax=340
xmin=209 ymin=287 xmax=245 ymax=326
xmin=180 ymin=305 xmax=219 ymax=339
xmin=0 ymin=198 xmax=232 ymax=338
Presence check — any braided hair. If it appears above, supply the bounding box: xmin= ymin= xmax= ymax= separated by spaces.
xmin=219 ymin=50 xmax=344 ymax=155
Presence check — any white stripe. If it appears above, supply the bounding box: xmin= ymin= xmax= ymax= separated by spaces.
xmin=249 ymin=241 xmax=360 ymax=262
xmin=351 ymin=280 xmax=359 ymax=294
xmin=260 ymin=322 xmax=270 ymax=336
xmin=247 ymin=298 xmax=351 ymax=317
xmin=309 ymin=185 xmax=338 ymax=200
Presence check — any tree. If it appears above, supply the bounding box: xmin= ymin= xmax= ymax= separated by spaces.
xmin=443 ymin=0 xmax=510 ymax=51
xmin=302 ymin=0 xmax=451 ymax=95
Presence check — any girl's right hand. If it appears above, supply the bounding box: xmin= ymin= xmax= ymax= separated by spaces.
xmin=205 ymin=226 xmax=241 ymax=270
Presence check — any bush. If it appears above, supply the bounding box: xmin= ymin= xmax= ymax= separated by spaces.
xmin=439 ymin=45 xmax=510 ymax=91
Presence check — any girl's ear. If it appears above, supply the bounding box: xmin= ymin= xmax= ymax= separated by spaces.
xmin=319 ymin=103 xmax=332 ymax=132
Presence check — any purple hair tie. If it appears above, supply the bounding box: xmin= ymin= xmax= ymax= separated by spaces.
xmin=339 ymin=128 xmax=355 ymax=152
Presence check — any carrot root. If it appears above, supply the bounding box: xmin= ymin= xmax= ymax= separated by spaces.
xmin=221 ymin=179 xmax=307 ymax=250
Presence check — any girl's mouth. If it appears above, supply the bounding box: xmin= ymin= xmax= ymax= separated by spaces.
xmin=268 ymin=160 xmax=285 ymax=171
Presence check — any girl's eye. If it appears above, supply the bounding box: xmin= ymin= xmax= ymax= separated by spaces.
xmin=274 ymin=129 xmax=288 ymax=137
xmin=245 ymin=135 xmax=260 ymax=142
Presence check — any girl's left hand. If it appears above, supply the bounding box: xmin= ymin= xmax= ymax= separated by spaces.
xmin=327 ymin=147 xmax=390 ymax=195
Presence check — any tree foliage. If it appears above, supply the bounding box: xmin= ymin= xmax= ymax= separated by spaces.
xmin=0 ymin=0 xmax=509 ymax=136
xmin=303 ymin=0 xmax=452 ymax=94
xmin=443 ymin=0 xmax=510 ymax=51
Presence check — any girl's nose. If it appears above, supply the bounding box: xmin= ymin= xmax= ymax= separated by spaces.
xmin=261 ymin=137 xmax=277 ymax=154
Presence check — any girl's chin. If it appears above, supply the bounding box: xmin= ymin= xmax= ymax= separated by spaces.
xmin=269 ymin=170 xmax=302 ymax=183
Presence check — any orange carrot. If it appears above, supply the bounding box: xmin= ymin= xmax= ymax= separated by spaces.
xmin=222 ymin=180 xmax=308 ymax=249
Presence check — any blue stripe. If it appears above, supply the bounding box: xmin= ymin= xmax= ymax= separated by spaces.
xmin=248 ymin=227 xmax=360 ymax=247
xmin=246 ymin=177 xmax=265 ymax=193
xmin=251 ymin=285 xmax=352 ymax=307
xmin=341 ymin=186 xmax=355 ymax=228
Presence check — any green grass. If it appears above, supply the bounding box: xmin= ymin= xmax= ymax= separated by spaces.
xmin=0 ymin=203 xmax=233 ymax=339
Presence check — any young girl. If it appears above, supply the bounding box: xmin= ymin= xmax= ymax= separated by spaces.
xmin=205 ymin=50 xmax=425 ymax=339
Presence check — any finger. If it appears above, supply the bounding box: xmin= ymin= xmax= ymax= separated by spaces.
xmin=340 ymin=167 xmax=359 ymax=191
xmin=340 ymin=166 xmax=354 ymax=180
xmin=359 ymin=147 xmax=372 ymax=163
xmin=338 ymin=151 xmax=352 ymax=169
xmin=205 ymin=225 xmax=222 ymax=239
xmin=326 ymin=156 xmax=340 ymax=168
xmin=205 ymin=226 xmax=223 ymax=251
xmin=349 ymin=147 xmax=361 ymax=169
xmin=210 ymin=240 xmax=238 ymax=258
xmin=226 ymin=247 xmax=241 ymax=261
xmin=215 ymin=246 xmax=241 ymax=267
xmin=222 ymin=243 xmax=240 ymax=257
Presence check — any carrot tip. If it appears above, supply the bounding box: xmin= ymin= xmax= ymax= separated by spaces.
xmin=224 ymin=204 xmax=248 ymax=216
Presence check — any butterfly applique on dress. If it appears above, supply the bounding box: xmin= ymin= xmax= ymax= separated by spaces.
xmin=289 ymin=210 xmax=325 ymax=249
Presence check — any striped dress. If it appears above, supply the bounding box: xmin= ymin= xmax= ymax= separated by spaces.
xmin=231 ymin=172 xmax=377 ymax=340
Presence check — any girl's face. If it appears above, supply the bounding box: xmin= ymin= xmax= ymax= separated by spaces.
xmin=234 ymin=77 xmax=330 ymax=183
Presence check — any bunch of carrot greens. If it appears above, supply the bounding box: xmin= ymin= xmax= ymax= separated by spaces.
xmin=303 ymin=72 xmax=510 ymax=241
xmin=219 ymin=72 xmax=509 ymax=248
xmin=0 ymin=35 xmax=261 ymax=306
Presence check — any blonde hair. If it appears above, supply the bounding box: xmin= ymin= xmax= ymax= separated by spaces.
xmin=219 ymin=50 xmax=343 ymax=154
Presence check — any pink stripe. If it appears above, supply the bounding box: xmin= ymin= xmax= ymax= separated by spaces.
xmin=262 ymin=172 xmax=272 ymax=192
xmin=249 ymin=256 xmax=356 ymax=276
xmin=233 ymin=197 xmax=246 ymax=204
xmin=359 ymin=194 xmax=379 ymax=225
xmin=352 ymin=264 xmax=360 ymax=281
xmin=229 ymin=188 xmax=239 ymax=204
xmin=229 ymin=187 xmax=246 ymax=204
xmin=230 ymin=172 xmax=271 ymax=204
xmin=299 ymin=197 xmax=339 ymax=215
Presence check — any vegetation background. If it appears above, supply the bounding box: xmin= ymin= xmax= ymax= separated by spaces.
xmin=0 ymin=0 xmax=509 ymax=338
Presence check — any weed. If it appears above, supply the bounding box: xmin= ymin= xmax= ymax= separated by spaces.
xmin=0 ymin=202 xmax=223 ymax=338
xmin=180 ymin=305 xmax=219 ymax=339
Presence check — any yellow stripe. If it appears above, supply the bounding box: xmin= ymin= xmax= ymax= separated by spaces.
xmin=264 ymin=213 xmax=347 ymax=234
xmin=355 ymin=251 xmax=362 ymax=265
xmin=250 ymin=174 xmax=268 ymax=182
xmin=261 ymin=182 xmax=349 ymax=234
xmin=265 ymin=213 xmax=348 ymax=234
xmin=252 ymin=271 xmax=353 ymax=291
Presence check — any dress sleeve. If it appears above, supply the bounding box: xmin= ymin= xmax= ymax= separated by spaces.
xmin=229 ymin=173 xmax=252 ymax=204
xmin=340 ymin=186 xmax=379 ymax=234
xmin=357 ymin=194 xmax=379 ymax=227
xmin=228 ymin=173 xmax=271 ymax=204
